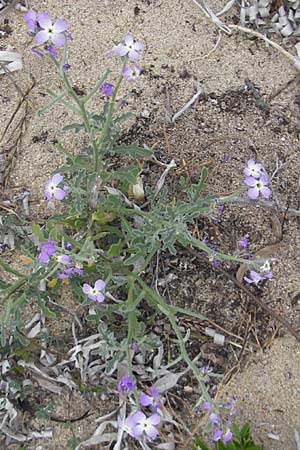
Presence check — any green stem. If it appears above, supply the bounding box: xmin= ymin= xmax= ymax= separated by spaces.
xmin=83 ymin=69 xmax=110 ymax=104
xmin=96 ymin=61 xmax=127 ymax=167
xmin=136 ymin=276 xmax=211 ymax=401
xmin=126 ymin=276 xmax=139 ymax=404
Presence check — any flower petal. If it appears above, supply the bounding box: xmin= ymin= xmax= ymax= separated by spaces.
xmin=82 ymin=283 xmax=92 ymax=294
xmin=51 ymin=173 xmax=63 ymax=185
xmin=247 ymin=187 xmax=259 ymax=200
xmin=124 ymin=34 xmax=134 ymax=45
xmin=37 ymin=11 xmax=52 ymax=29
xmin=134 ymin=41 xmax=144 ymax=51
xmin=244 ymin=176 xmax=256 ymax=187
xmin=53 ymin=18 xmax=68 ymax=33
xmin=261 ymin=186 xmax=271 ymax=199
xmin=148 ymin=413 xmax=160 ymax=426
xmin=95 ymin=279 xmax=105 ymax=291
xmin=96 ymin=292 xmax=105 ymax=303
xmin=145 ymin=424 xmax=159 ymax=439
xmin=54 ymin=187 xmax=66 ymax=200
xmin=128 ymin=49 xmax=139 ymax=61
xmin=51 ymin=32 xmax=66 ymax=48
xmin=35 ymin=29 xmax=50 ymax=45
xmin=140 ymin=393 xmax=152 ymax=407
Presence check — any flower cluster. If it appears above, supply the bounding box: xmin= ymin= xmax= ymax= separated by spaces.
xmin=202 ymin=396 xmax=238 ymax=444
xmin=99 ymin=81 xmax=113 ymax=97
xmin=37 ymin=238 xmax=84 ymax=280
xmin=24 ymin=10 xmax=69 ymax=56
xmin=116 ymin=375 xmax=162 ymax=441
xmin=38 ymin=238 xmax=56 ymax=263
xmin=111 ymin=35 xmax=144 ymax=82
xmin=243 ymin=160 xmax=271 ymax=200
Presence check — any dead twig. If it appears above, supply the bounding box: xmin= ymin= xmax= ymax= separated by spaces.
xmin=171 ymin=84 xmax=203 ymax=123
xmin=229 ymin=24 xmax=300 ymax=70
xmin=217 ymin=195 xmax=300 ymax=217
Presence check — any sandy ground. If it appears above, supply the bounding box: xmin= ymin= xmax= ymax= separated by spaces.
xmin=1 ymin=0 xmax=300 ymax=448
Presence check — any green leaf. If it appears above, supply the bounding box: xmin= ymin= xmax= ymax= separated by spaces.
xmin=31 ymin=223 xmax=45 ymax=241
xmin=62 ymin=123 xmax=84 ymax=133
xmin=107 ymin=240 xmax=123 ymax=257
xmin=37 ymin=298 xmax=57 ymax=318
xmin=111 ymin=145 xmax=152 ymax=158
xmin=109 ymin=166 xmax=139 ymax=184
xmin=124 ymin=252 xmax=144 ymax=265
xmin=191 ymin=437 xmax=210 ymax=450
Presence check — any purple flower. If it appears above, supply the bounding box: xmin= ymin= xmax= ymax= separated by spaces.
xmin=117 ymin=375 xmax=134 ymax=394
xmin=112 ymin=35 xmax=144 ymax=60
xmin=245 ymin=174 xmax=271 ymax=200
xmin=140 ymin=387 xmax=161 ymax=412
xmin=63 ymin=63 xmax=71 ymax=70
xmin=244 ymin=270 xmax=263 ymax=285
xmin=212 ymin=428 xmax=223 ymax=441
xmin=239 ymin=236 xmax=248 ymax=249
xmin=118 ymin=414 xmax=139 ymax=438
xmin=129 ymin=411 xmax=160 ymax=440
xmin=24 ymin=9 xmax=38 ymax=33
xmin=35 ymin=12 xmax=68 ymax=48
xmin=46 ymin=45 xmax=57 ymax=57
xmin=38 ymin=239 xmax=56 ymax=263
xmin=82 ymin=279 xmax=106 ymax=303
xmin=57 ymin=267 xmax=83 ymax=279
xmin=122 ymin=64 xmax=141 ymax=82
xmin=223 ymin=429 xmax=233 ymax=443
xmin=209 ymin=413 xmax=221 ymax=425
xmin=44 ymin=173 xmax=67 ymax=201
xmin=202 ymin=401 xmax=214 ymax=410
xmin=243 ymin=160 xmax=263 ymax=179
xmin=55 ymin=254 xmax=73 ymax=265
xmin=64 ymin=242 xmax=72 ymax=251
xmin=99 ymin=81 xmax=113 ymax=97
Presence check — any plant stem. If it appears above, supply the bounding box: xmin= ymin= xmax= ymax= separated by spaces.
xmin=96 ymin=62 xmax=126 ymax=167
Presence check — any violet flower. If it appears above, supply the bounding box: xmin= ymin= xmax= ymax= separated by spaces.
xmin=99 ymin=81 xmax=113 ymax=97
xmin=223 ymin=429 xmax=233 ymax=443
xmin=55 ymin=254 xmax=73 ymax=265
xmin=140 ymin=386 xmax=161 ymax=412
xmin=118 ymin=414 xmax=139 ymax=438
xmin=245 ymin=174 xmax=271 ymax=200
xmin=113 ymin=35 xmax=144 ymax=60
xmin=57 ymin=267 xmax=83 ymax=279
xmin=212 ymin=428 xmax=223 ymax=441
xmin=239 ymin=236 xmax=248 ymax=249
xmin=202 ymin=401 xmax=214 ymax=410
xmin=46 ymin=45 xmax=57 ymax=57
xmin=82 ymin=279 xmax=106 ymax=302
xmin=209 ymin=412 xmax=221 ymax=425
xmin=122 ymin=64 xmax=141 ymax=82
xmin=129 ymin=411 xmax=161 ymax=440
xmin=243 ymin=160 xmax=263 ymax=179
xmin=117 ymin=375 xmax=134 ymax=394
xmin=44 ymin=173 xmax=68 ymax=201
xmin=35 ymin=12 xmax=68 ymax=48
xmin=244 ymin=270 xmax=263 ymax=285
xmin=38 ymin=239 xmax=56 ymax=263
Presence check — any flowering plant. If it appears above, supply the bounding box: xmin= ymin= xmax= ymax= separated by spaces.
xmin=0 ymin=9 xmax=276 ymax=448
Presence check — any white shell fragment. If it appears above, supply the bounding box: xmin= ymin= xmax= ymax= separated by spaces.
xmin=240 ymin=0 xmax=300 ymax=37
xmin=0 ymin=50 xmax=22 ymax=74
